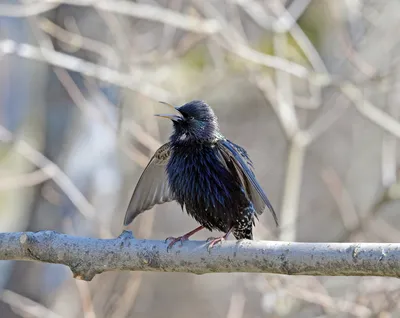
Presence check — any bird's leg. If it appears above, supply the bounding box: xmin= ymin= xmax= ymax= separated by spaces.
xmin=165 ymin=225 xmax=204 ymax=251
xmin=206 ymin=227 xmax=233 ymax=251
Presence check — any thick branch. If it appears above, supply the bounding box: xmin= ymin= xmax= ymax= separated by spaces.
xmin=0 ymin=230 xmax=399 ymax=281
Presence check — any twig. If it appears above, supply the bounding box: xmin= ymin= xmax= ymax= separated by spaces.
xmin=0 ymin=127 xmax=95 ymax=220
xmin=253 ymin=74 xmax=298 ymax=138
xmin=1 ymin=230 xmax=400 ymax=281
xmin=226 ymin=291 xmax=246 ymax=318
xmin=75 ymin=281 xmax=96 ymax=318
xmin=0 ymin=289 xmax=62 ymax=318
xmin=0 ymin=39 xmax=171 ymax=101
xmin=286 ymin=286 xmax=372 ymax=317
xmin=200 ymin=1 xmax=311 ymax=79
xmin=73 ymin=0 xmax=220 ymax=34
xmin=341 ymin=82 xmax=400 ymax=138
xmin=321 ymin=167 xmax=360 ymax=233
xmin=1 ymin=0 xmax=220 ymax=34
xmin=279 ymin=133 xmax=308 ymax=241
xmin=0 ymin=2 xmax=59 ymax=17
xmin=0 ymin=168 xmax=52 ymax=191
xmin=52 ymin=67 xmax=150 ymax=168
xmin=38 ymin=17 xmax=120 ymax=67
xmin=273 ymin=31 xmax=298 ymax=137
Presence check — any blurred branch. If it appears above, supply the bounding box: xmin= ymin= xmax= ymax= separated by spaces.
xmin=75 ymin=281 xmax=96 ymax=318
xmin=38 ymin=17 xmax=120 ymax=67
xmin=226 ymin=291 xmax=246 ymax=318
xmin=0 ymin=289 xmax=62 ymax=318
xmin=51 ymin=0 xmax=220 ymax=34
xmin=0 ymin=126 xmax=96 ymax=220
xmin=1 ymin=230 xmax=400 ymax=281
xmin=0 ymin=39 xmax=171 ymax=101
xmin=52 ymin=66 xmax=150 ymax=168
xmin=278 ymin=134 xmax=308 ymax=241
xmin=286 ymin=285 xmax=372 ymax=317
xmin=0 ymin=168 xmax=51 ymax=191
xmin=0 ymin=1 xmax=220 ymax=34
xmin=201 ymin=1 xmax=312 ymax=79
xmin=321 ymin=167 xmax=360 ymax=232
xmin=0 ymin=3 xmax=59 ymax=17
xmin=341 ymin=82 xmax=400 ymax=138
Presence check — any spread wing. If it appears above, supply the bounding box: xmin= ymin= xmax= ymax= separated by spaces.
xmin=218 ymin=139 xmax=278 ymax=226
xmin=124 ymin=142 xmax=174 ymax=225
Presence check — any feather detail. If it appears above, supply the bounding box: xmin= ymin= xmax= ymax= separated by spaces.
xmin=123 ymin=142 xmax=174 ymax=225
xmin=218 ymin=139 xmax=279 ymax=226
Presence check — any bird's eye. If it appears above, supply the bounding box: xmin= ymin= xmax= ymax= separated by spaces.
xmin=179 ymin=110 xmax=194 ymax=120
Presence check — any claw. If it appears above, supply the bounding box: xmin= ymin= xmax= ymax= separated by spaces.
xmin=206 ymin=236 xmax=226 ymax=251
xmin=166 ymin=235 xmax=189 ymax=251
xmin=165 ymin=225 xmax=205 ymax=252
xmin=206 ymin=227 xmax=233 ymax=251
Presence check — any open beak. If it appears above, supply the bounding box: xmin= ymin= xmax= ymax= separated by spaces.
xmin=155 ymin=101 xmax=182 ymax=121
xmin=154 ymin=114 xmax=182 ymax=121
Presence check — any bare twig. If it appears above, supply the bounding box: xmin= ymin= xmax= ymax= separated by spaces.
xmin=0 ymin=289 xmax=62 ymax=318
xmin=0 ymin=126 xmax=96 ymax=220
xmin=321 ymin=167 xmax=360 ymax=232
xmin=38 ymin=17 xmax=120 ymax=67
xmin=0 ymin=168 xmax=52 ymax=191
xmin=278 ymin=134 xmax=308 ymax=241
xmin=226 ymin=291 xmax=246 ymax=318
xmin=341 ymin=82 xmax=400 ymax=138
xmin=75 ymin=281 xmax=96 ymax=318
xmin=0 ymin=2 xmax=59 ymax=17
xmin=286 ymin=286 xmax=372 ymax=317
xmin=24 ymin=143 xmax=107 ymax=222
xmin=1 ymin=0 xmax=220 ymax=34
xmin=0 ymin=39 xmax=171 ymax=101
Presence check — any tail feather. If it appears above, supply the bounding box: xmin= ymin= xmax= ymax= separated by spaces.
xmin=233 ymin=228 xmax=253 ymax=240
xmin=232 ymin=205 xmax=254 ymax=240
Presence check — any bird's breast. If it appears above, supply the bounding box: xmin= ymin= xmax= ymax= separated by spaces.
xmin=166 ymin=144 xmax=243 ymax=211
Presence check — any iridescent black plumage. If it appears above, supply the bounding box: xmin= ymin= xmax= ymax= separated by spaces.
xmin=124 ymin=100 xmax=278 ymax=249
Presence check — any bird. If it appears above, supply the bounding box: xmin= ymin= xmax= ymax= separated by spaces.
xmin=124 ymin=100 xmax=278 ymax=251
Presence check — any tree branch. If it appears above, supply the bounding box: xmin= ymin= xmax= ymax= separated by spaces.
xmin=0 ymin=230 xmax=399 ymax=281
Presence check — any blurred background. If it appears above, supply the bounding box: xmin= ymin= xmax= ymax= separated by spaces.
xmin=0 ymin=0 xmax=400 ymax=317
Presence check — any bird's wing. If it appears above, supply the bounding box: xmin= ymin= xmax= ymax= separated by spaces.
xmin=124 ymin=142 xmax=174 ymax=225
xmin=218 ymin=139 xmax=278 ymax=226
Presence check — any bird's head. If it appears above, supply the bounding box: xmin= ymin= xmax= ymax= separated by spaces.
xmin=155 ymin=100 xmax=220 ymax=144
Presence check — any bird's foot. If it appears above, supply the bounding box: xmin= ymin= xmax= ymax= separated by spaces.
xmin=165 ymin=226 xmax=205 ymax=252
xmin=206 ymin=236 xmax=226 ymax=251
xmin=165 ymin=235 xmax=189 ymax=251
xmin=206 ymin=228 xmax=233 ymax=251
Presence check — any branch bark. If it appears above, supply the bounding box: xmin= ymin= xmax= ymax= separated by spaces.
xmin=0 ymin=230 xmax=399 ymax=281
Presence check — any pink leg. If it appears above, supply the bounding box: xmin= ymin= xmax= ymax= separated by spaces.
xmin=206 ymin=227 xmax=233 ymax=251
xmin=165 ymin=226 xmax=204 ymax=251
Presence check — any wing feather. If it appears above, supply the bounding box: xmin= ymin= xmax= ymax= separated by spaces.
xmin=123 ymin=142 xmax=174 ymax=225
xmin=218 ymin=139 xmax=278 ymax=226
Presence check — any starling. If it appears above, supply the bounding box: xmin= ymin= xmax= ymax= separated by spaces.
xmin=124 ymin=100 xmax=278 ymax=250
